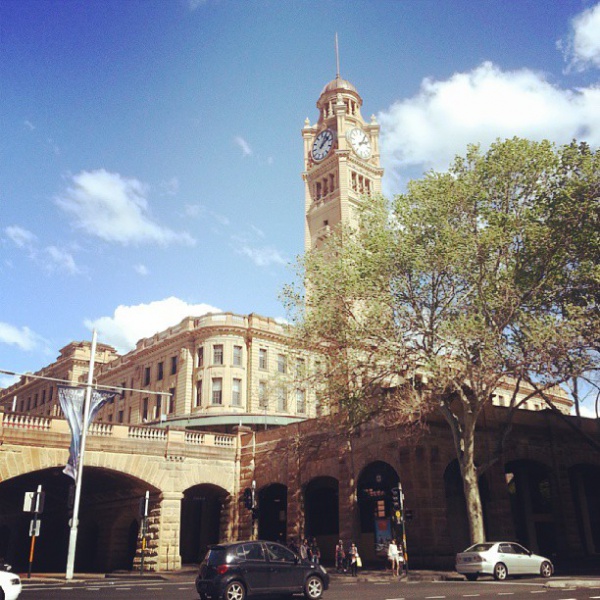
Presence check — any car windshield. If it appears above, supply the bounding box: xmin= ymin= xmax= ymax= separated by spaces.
xmin=465 ymin=543 xmax=495 ymax=552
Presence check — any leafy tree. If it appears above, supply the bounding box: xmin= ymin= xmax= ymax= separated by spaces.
xmin=283 ymin=138 xmax=600 ymax=544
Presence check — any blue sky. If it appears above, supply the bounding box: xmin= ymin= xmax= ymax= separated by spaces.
xmin=1 ymin=0 xmax=599 ymax=396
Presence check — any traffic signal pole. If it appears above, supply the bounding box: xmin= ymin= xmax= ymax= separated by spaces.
xmin=398 ymin=483 xmax=408 ymax=578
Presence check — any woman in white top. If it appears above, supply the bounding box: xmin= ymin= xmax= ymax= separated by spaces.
xmin=388 ymin=539 xmax=400 ymax=577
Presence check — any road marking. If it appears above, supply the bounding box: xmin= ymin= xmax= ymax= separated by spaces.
xmin=463 ymin=595 xmax=480 ymax=597
xmin=86 ymin=588 xmax=101 ymax=591
xmin=425 ymin=596 xmax=446 ymax=599
xmin=498 ymin=594 xmax=514 ymax=596
xmin=530 ymin=592 xmax=547 ymax=594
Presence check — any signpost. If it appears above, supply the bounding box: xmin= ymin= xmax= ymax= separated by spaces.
xmin=139 ymin=491 xmax=149 ymax=575
xmin=23 ymin=484 xmax=45 ymax=578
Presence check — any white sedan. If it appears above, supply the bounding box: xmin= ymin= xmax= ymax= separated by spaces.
xmin=0 ymin=568 xmax=22 ymax=600
xmin=456 ymin=541 xmax=554 ymax=581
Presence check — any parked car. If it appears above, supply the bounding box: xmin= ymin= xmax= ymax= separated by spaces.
xmin=456 ymin=541 xmax=554 ymax=581
xmin=195 ymin=540 xmax=329 ymax=600
xmin=0 ymin=566 xmax=22 ymax=600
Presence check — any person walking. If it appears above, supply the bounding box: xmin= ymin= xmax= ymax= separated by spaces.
xmin=348 ymin=542 xmax=359 ymax=577
xmin=388 ymin=538 xmax=400 ymax=577
xmin=335 ymin=539 xmax=346 ymax=573
xmin=310 ymin=537 xmax=321 ymax=565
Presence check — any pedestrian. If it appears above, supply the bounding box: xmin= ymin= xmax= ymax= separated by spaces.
xmin=310 ymin=537 xmax=321 ymax=565
xmin=300 ymin=538 xmax=311 ymax=561
xmin=335 ymin=539 xmax=346 ymax=573
xmin=388 ymin=538 xmax=400 ymax=577
xmin=349 ymin=542 xmax=359 ymax=577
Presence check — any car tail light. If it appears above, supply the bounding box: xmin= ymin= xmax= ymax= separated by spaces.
xmin=216 ymin=564 xmax=230 ymax=575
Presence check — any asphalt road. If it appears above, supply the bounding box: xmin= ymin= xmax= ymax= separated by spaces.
xmin=20 ymin=578 xmax=600 ymax=600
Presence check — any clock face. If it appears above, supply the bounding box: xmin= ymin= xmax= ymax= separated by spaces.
xmin=312 ymin=129 xmax=334 ymax=161
xmin=348 ymin=127 xmax=372 ymax=159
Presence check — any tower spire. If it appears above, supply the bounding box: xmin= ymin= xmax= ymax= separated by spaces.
xmin=335 ymin=32 xmax=340 ymax=78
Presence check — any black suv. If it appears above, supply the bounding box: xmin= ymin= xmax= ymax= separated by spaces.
xmin=195 ymin=540 xmax=329 ymax=600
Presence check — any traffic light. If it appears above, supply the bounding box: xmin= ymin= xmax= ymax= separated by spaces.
xmin=391 ymin=486 xmax=400 ymax=511
xmin=243 ymin=488 xmax=253 ymax=510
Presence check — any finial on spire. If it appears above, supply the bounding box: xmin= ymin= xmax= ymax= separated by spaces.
xmin=335 ymin=32 xmax=340 ymax=78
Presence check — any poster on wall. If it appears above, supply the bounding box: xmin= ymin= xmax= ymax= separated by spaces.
xmin=374 ymin=517 xmax=392 ymax=558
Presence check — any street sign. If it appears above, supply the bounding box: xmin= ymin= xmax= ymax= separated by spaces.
xmin=23 ymin=489 xmax=45 ymax=514
xmin=29 ymin=520 xmax=41 ymax=537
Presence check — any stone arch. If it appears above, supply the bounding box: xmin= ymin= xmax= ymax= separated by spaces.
xmin=0 ymin=465 xmax=160 ymax=573
xmin=180 ymin=483 xmax=229 ymax=564
xmin=258 ymin=483 xmax=287 ymax=543
xmin=569 ymin=463 xmax=600 ymax=555
xmin=505 ymin=459 xmax=557 ymax=555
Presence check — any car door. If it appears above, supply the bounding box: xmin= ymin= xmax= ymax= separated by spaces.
xmin=498 ymin=543 xmax=521 ymax=574
xmin=238 ymin=542 xmax=271 ymax=593
xmin=511 ymin=543 xmax=539 ymax=575
xmin=264 ymin=542 xmax=304 ymax=592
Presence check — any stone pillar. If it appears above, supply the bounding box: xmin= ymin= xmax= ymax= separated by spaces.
xmin=135 ymin=491 xmax=183 ymax=572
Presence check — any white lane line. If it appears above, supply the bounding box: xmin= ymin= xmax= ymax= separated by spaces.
xmin=86 ymin=588 xmax=101 ymax=591
xmin=425 ymin=596 xmax=446 ymax=599
xmin=463 ymin=595 xmax=481 ymax=597
xmin=530 ymin=592 xmax=548 ymax=594
xmin=498 ymin=594 xmax=514 ymax=596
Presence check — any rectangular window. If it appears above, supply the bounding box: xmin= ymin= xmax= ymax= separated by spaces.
xmin=49 ymin=386 xmax=54 ymax=401
xmin=296 ymin=389 xmax=306 ymax=414
xmin=157 ymin=361 xmax=164 ymax=381
xmin=213 ymin=344 xmax=224 ymax=365
xmin=118 ymin=410 xmax=124 ymax=423
xmin=259 ymin=381 xmax=268 ymax=408
xmin=171 ymin=355 xmax=178 ymax=375
xmin=42 ymin=390 xmax=46 ymax=404
xmin=198 ymin=346 xmax=204 ymax=367
xmin=212 ymin=378 xmax=223 ymax=405
xmin=34 ymin=393 xmax=38 ymax=407
xmin=156 ymin=395 xmax=162 ymax=419
xmin=120 ymin=382 xmax=127 ymax=400
xmin=142 ymin=397 xmax=149 ymax=421
xmin=232 ymin=378 xmax=242 ymax=406
xmin=296 ymin=358 xmax=305 ymax=379
xmin=277 ymin=354 xmax=287 ymax=374
xmin=259 ymin=348 xmax=268 ymax=370
xmin=233 ymin=345 xmax=243 ymax=366
xmin=144 ymin=367 xmax=151 ymax=386
xmin=169 ymin=388 xmax=175 ymax=413
xmin=277 ymin=388 xmax=287 ymax=412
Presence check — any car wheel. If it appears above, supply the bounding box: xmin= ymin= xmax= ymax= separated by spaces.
xmin=466 ymin=573 xmax=478 ymax=581
xmin=540 ymin=561 xmax=553 ymax=578
xmin=304 ymin=575 xmax=324 ymax=599
xmin=493 ymin=562 xmax=508 ymax=581
xmin=223 ymin=581 xmax=245 ymax=600
xmin=0 ymin=587 xmax=5 ymax=600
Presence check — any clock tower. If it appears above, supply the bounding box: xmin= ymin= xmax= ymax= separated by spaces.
xmin=302 ymin=72 xmax=384 ymax=252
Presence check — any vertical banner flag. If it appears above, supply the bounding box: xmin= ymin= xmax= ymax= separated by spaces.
xmin=58 ymin=385 xmax=117 ymax=480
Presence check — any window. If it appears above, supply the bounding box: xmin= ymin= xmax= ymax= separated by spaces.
xmin=233 ymin=345 xmax=243 ymax=366
xmin=277 ymin=388 xmax=287 ymax=412
xmin=142 ymin=397 xmax=149 ymax=421
xmin=259 ymin=348 xmax=268 ymax=370
xmin=156 ymin=395 xmax=162 ymax=419
xmin=144 ymin=367 xmax=151 ymax=386
xmin=296 ymin=358 xmax=305 ymax=378
xmin=196 ymin=381 xmax=202 ymax=407
xmin=296 ymin=389 xmax=306 ymax=413
xmin=34 ymin=393 xmax=38 ymax=407
xmin=198 ymin=346 xmax=204 ymax=367
xmin=49 ymin=386 xmax=54 ymax=401
xmin=42 ymin=390 xmax=46 ymax=404
xmin=232 ymin=378 xmax=242 ymax=406
xmin=118 ymin=410 xmax=124 ymax=423
xmin=212 ymin=378 xmax=223 ymax=405
xmin=171 ymin=355 xmax=178 ymax=375
xmin=168 ymin=388 xmax=175 ymax=413
xmin=213 ymin=344 xmax=224 ymax=365
xmin=277 ymin=354 xmax=287 ymax=374
xmin=157 ymin=361 xmax=164 ymax=381
xmin=120 ymin=382 xmax=127 ymax=399
xmin=259 ymin=381 xmax=268 ymax=408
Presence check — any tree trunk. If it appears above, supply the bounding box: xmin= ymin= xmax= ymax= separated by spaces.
xmin=461 ymin=420 xmax=486 ymax=544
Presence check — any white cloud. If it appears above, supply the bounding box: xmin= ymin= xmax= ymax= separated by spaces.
xmin=44 ymin=246 xmax=80 ymax=275
xmin=134 ymin=264 xmax=149 ymax=276
xmin=378 ymin=61 xmax=600 ymax=191
xmin=234 ymin=136 xmax=253 ymax=157
xmin=561 ymin=2 xmax=600 ymax=71
xmin=160 ymin=177 xmax=180 ymax=196
xmin=238 ymin=245 xmax=287 ymax=267
xmin=85 ymin=296 xmax=221 ymax=353
xmin=0 ymin=322 xmax=47 ymax=352
xmin=55 ymin=169 xmax=196 ymax=246
xmin=5 ymin=225 xmax=37 ymax=249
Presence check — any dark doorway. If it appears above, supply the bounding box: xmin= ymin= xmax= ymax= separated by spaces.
xmin=569 ymin=464 xmax=600 ymax=555
xmin=257 ymin=483 xmax=287 ymax=543
xmin=180 ymin=484 xmax=228 ymax=564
